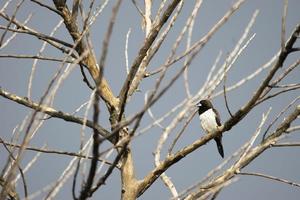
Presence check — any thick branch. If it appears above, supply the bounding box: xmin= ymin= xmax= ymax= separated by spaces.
xmin=118 ymin=0 xmax=182 ymax=110
xmin=136 ymin=22 xmax=300 ymax=197
xmin=53 ymin=1 xmax=119 ymax=111
xmin=192 ymin=105 xmax=300 ymax=198
xmin=222 ymin=22 xmax=300 ymax=132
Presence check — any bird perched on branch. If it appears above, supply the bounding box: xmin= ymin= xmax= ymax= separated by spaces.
xmin=196 ymin=99 xmax=224 ymax=158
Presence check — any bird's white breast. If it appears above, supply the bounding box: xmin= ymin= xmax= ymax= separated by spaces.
xmin=199 ymin=108 xmax=219 ymax=133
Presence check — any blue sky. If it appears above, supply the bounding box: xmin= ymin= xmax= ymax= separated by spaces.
xmin=1 ymin=0 xmax=300 ymax=199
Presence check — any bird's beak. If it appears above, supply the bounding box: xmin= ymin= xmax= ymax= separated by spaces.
xmin=196 ymin=102 xmax=201 ymax=107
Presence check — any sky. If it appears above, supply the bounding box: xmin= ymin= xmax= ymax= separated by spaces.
xmin=0 ymin=0 xmax=300 ymax=199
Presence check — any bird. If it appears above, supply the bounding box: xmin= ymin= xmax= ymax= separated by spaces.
xmin=196 ymin=99 xmax=224 ymax=158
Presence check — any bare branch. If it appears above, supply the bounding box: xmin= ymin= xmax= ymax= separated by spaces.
xmin=168 ymin=110 xmax=197 ymax=154
xmin=79 ymin=89 xmax=101 ymax=200
xmin=0 ymin=140 xmax=113 ymax=165
xmin=153 ymin=0 xmax=246 ymax=75
xmin=128 ymin=0 xmax=184 ymax=95
xmin=0 ymin=0 xmax=25 ymax=47
xmin=144 ymin=0 xmax=152 ymax=36
xmin=30 ymin=0 xmax=61 ymax=15
xmin=53 ymin=0 xmax=119 ymax=111
xmin=137 ymin=23 xmax=300 ymax=197
xmin=131 ymin=0 xmax=144 ymax=17
xmin=257 ymin=84 xmax=300 ymax=105
xmin=0 ymin=54 xmax=74 ymax=63
xmin=71 ymin=0 xmax=81 ymax=22
xmin=237 ymin=171 xmax=300 ymax=188
xmin=262 ymin=96 xmax=300 ymax=141
xmin=118 ymin=0 xmax=182 ymax=111
xmin=0 ymin=137 xmax=27 ymax=200
xmin=98 ymin=0 xmax=122 ymax=74
xmin=0 ymin=12 xmax=32 ymax=49
xmin=221 ymin=22 xmax=300 ymax=132
xmin=0 ymin=87 xmax=111 ymax=139
xmin=188 ymin=105 xmax=300 ymax=198
xmin=223 ymin=60 xmax=234 ymax=117
xmin=281 ymin=0 xmax=288 ymax=50
xmin=125 ymin=28 xmax=131 ymax=74
xmin=0 ymin=13 xmax=73 ymax=48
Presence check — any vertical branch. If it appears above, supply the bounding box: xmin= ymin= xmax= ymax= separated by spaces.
xmin=125 ymin=28 xmax=131 ymax=74
xmin=144 ymin=0 xmax=152 ymax=36
xmin=183 ymin=0 xmax=203 ymax=99
xmin=79 ymin=91 xmax=101 ymax=200
xmin=98 ymin=0 xmax=122 ymax=72
xmin=53 ymin=0 xmax=119 ymax=111
xmin=72 ymin=90 xmax=97 ymax=200
xmin=281 ymin=0 xmax=288 ymax=50
xmin=27 ymin=20 xmax=64 ymax=99
xmin=223 ymin=59 xmax=234 ymax=117
xmin=71 ymin=0 xmax=81 ymax=22
xmin=118 ymin=0 xmax=182 ymax=113
xmin=127 ymin=0 xmax=184 ymax=97
xmin=223 ymin=23 xmax=300 ymax=132
xmin=0 ymin=0 xmax=25 ymax=46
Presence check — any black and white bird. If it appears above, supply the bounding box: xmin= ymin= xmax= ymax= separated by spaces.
xmin=196 ymin=99 xmax=224 ymax=158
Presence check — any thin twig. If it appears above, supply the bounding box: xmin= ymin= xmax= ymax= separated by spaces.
xmin=45 ymin=137 xmax=93 ymax=199
xmin=125 ymin=28 xmax=131 ymax=74
xmin=223 ymin=58 xmax=233 ymax=117
xmin=237 ymin=171 xmax=300 ymax=188
xmin=0 ymin=13 xmax=32 ymax=49
xmin=0 ymin=137 xmax=27 ymax=199
xmin=79 ymin=90 xmax=101 ymax=200
xmin=118 ymin=0 xmax=182 ymax=113
xmin=237 ymin=108 xmax=271 ymax=161
xmin=281 ymin=0 xmax=288 ymax=50
xmin=150 ymin=0 xmax=246 ymax=76
xmin=168 ymin=110 xmax=197 ymax=155
xmin=27 ymin=19 xmax=64 ymax=99
xmin=183 ymin=0 xmax=203 ymax=99
xmin=257 ymin=85 xmax=300 ymax=105
xmin=0 ymin=88 xmax=111 ymax=138
xmin=0 ymin=0 xmax=25 ymax=47
xmin=80 ymin=64 xmax=95 ymax=90
xmin=131 ymin=0 xmax=144 ymax=17
xmin=0 ymin=140 xmax=113 ymax=165
xmin=0 ymin=15 xmax=73 ymax=48
xmin=261 ymin=96 xmax=300 ymax=141
xmin=137 ymin=23 xmax=300 ymax=197
xmin=0 ymin=54 xmax=74 ymax=63
xmin=29 ymin=0 xmax=61 ymax=15
xmin=272 ymin=142 xmax=300 ymax=147
xmin=90 ymin=144 xmax=127 ymax=195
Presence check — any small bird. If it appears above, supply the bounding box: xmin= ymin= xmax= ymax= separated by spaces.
xmin=196 ymin=99 xmax=224 ymax=158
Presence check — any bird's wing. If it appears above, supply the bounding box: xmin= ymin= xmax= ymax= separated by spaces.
xmin=213 ymin=108 xmax=221 ymax=126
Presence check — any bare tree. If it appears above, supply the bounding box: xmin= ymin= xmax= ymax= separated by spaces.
xmin=0 ymin=0 xmax=299 ymax=200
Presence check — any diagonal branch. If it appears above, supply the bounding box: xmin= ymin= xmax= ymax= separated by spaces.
xmin=79 ymin=89 xmax=101 ymax=200
xmin=0 ymin=140 xmax=113 ymax=165
xmin=237 ymin=172 xmax=300 ymax=188
xmin=53 ymin=1 xmax=119 ymax=111
xmin=0 ymin=87 xmax=111 ymax=140
xmin=190 ymin=105 xmax=300 ymax=197
xmin=221 ymin=22 xmax=300 ymax=132
xmin=118 ymin=0 xmax=182 ymax=114
xmin=30 ymin=0 xmax=62 ymax=15
xmin=136 ymin=21 xmax=300 ymax=197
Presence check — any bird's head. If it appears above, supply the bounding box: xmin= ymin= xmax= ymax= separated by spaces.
xmin=196 ymin=99 xmax=213 ymax=109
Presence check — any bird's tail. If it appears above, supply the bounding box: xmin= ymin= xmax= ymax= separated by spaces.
xmin=214 ymin=136 xmax=224 ymax=158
